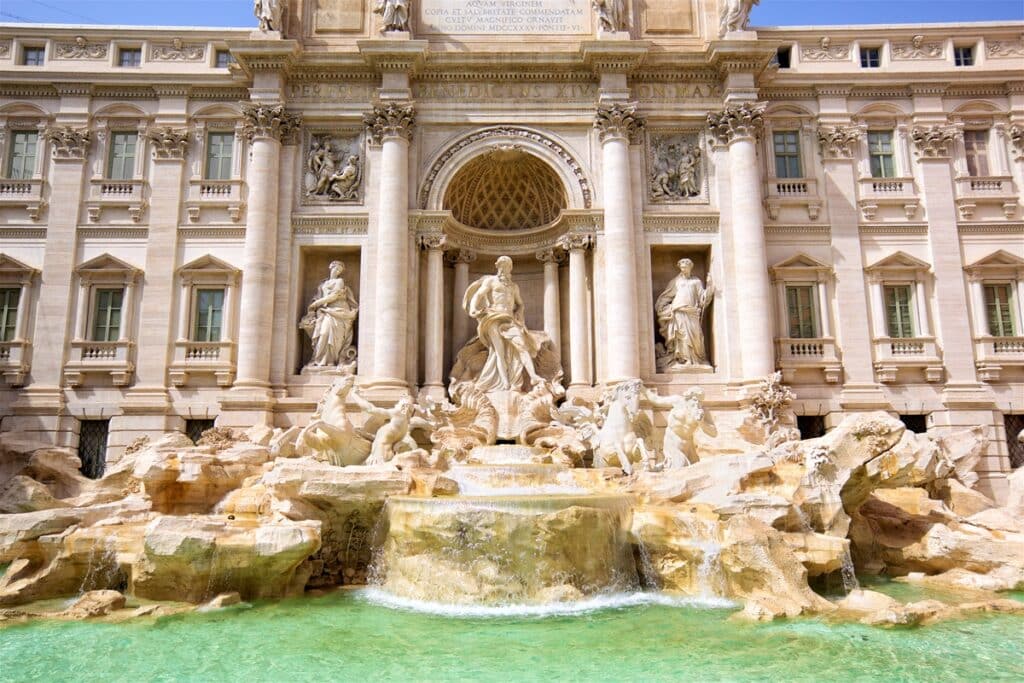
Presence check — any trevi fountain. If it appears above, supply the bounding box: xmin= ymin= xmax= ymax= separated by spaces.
xmin=1 ymin=0 xmax=1023 ymax=680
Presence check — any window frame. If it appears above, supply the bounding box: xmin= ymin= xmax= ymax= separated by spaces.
xmin=5 ymin=129 xmax=40 ymax=180
xmin=106 ymin=130 xmax=139 ymax=180
xmin=963 ymin=129 xmax=991 ymax=178
xmin=117 ymin=47 xmax=143 ymax=68
xmin=20 ymin=46 xmax=45 ymax=66
xmin=784 ymin=283 xmax=819 ymax=339
xmin=953 ymin=45 xmax=974 ymax=67
xmin=983 ymin=282 xmax=1017 ymax=338
xmin=867 ymin=130 xmax=897 ymax=179
xmin=214 ymin=49 xmax=234 ymax=68
xmin=772 ymin=130 xmax=803 ymax=179
xmin=204 ymin=131 xmax=235 ymax=181
xmin=192 ymin=287 xmax=226 ymax=343
xmin=883 ymin=283 xmax=916 ymax=339
xmin=0 ymin=287 xmax=21 ymax=343
xmin=859 ymin=46 xmax=881 ymax=68
xmin=90 ymin=287 xmax=125 ymax=343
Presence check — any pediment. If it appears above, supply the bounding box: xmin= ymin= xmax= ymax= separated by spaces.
xmin=76 ymin=253 xmax=141 ymax=275
xmin=965 ymin=249 xmax=1024 ymax=277
xmin=771 ymin=252 xmax=831 ymax=273
xmin=865 ymin=251 xmax=931 ymax=273
xmin=178 ymin=254 xmax=239 ymax=275
xmin=0 ymin=254 xmax=38 ymax=277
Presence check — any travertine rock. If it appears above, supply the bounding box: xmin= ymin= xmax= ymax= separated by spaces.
xmin=62 ymin=590 xmax=126 ymax=618
xmin=0 ymin=476 xmax=70 ymax=514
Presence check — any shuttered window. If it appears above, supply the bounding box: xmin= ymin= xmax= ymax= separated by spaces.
xmin=868 ymin=131 xmax=896 ymax=179
xmin=985 ymin=284 xmax=1015 ymax=337
xmin=107 ymin=132 xmax=137 ymax=180
xmin=786 ymin=285 xmax=817 ymax=339
xmin=193 ymin=288 xmax=224 ymax=342
xmin=205 ymin=132 xmax=234 ymax=180
xmin=92 ymin=288 xmax=123 ymax=342
xmin=6 ymin=131 xmax=38 ymax=179
xmin=0 ymin=288 xmax=20 ymax=342
xmin=964 ymin=130 xmax=990 ymax=177
xmin=884 ymin=285 xmax=915 ymax=338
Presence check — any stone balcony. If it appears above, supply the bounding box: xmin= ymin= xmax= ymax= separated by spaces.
xmin=953 ymin=176 xmax=1018 ymax=220
xmin=775 ymin=337 xmax=842 ymax=383
xmin=63 ymin=340 xmax=134 ymax=386
xmin=975 ymin=336 xmax=1024 ymax=383
xmin=0 ymin=178 xmax=46 ymax=221
xmin=0 ymin=340 xmax=30 ymax=386
xmin=856 ymin=177 xmax=920 ymax=221
xmin=873 ymin=336 xmax=943 ymax=383
xmin=184 ymin=179 xmax=245 ymax=223
xmin=86 ymin=179 xmax=147 ymax=223
xmin=763 ymin=178 xmax=822 ymax=220
xmin=169 ymin=340 xmax=236 ymax=387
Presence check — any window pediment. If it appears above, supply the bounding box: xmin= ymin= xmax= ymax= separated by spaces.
xmin=964 ymin=249 xmax=1024 ymax=280
xmin=0 ymin=254 xmax=38 ymax=283
xmin=76 ymin=253 xmax=141 ymax=283
xmin=771 ymin=252 xmax=832 ymax=278
xmin=865 ymin=251 xmax=931 ymax=278
xmin=178 ymin=254 xmax=240 ymax=284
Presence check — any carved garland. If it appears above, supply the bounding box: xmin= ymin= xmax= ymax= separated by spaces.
xmin=418 ymin=127 xmax=593 ymax=209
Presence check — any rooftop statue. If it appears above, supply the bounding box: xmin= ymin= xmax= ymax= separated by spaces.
xmin=374 ymin=0 xmax=411 ymax=32
xmin=592 ymin=0 xmax=626 ymax=33
xmin=253 ymin=0 xmax=284 ymax=32
xmin=719 ymin=0 xmax=759 ymax=36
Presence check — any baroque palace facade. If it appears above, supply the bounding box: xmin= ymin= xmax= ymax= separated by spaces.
xmin=0 ymin=1 xmax=1021 ymax=498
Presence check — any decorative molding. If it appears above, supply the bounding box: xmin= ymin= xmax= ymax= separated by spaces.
xmin=642 ymin=214 xmax=719 ymax=234
xmin=54 ymin=36 xmax=108 ymax=60
xmin=594 ymin=103 xmax=645 ymax=144
xmin=444 ymin=248 xmax=478 ymax=265
xmin=419 ymin=234 xmax=448 ymax=250
xmin=76 ymin=227 xmax=150 ymax=239
xmin=178 ymin=226 xmax=247 ymax=239
xmin=363 ymin=103 xmax=415 ymax=144
xmin=556 ymin=233 xmax=594 ymax=251
xmin=817 ymin=125 xmax=863 ymax=160
xmin=707 ymin=102 xmax=766 ymax=145
xmin=911 ymin=124 xmax=962 ymax=158
xmin=241 ymin=103 xmax=302 ymax=143
xmin=987 ymin=38 xmax=1024 ymax=58
xmin=44 ymin=126 xmax=91 ymax=160
xmin=150 ymin=39 xmax=205 ymax=62
xmin=859 ymin=224 xmax=929 ymax=236
xmin=144 ymin=127 xmax=190 ymax=160
xmin=957 ymin=223 xmax=1024 ymax=235
xmin=764 ymin=224 xmax=831 ymax=236
xmin=801 ymin=37 xmax=850 ymax=62
xmin=418 ymin=126 xmax=592 ymax=210
xmin=892 ymin=36 xmax=943 ymax=60
xmin=291 ymin=215 xmax=369 ymax=235
xmin=0 ymin=228 xmax=46 ymax=240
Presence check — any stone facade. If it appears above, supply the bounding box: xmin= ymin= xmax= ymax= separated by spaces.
xmin=0 ymin=3 xmax=1021 ymax=499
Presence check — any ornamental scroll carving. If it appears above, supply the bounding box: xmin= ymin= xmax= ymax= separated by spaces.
xmin=445 ymin=249 xmax=478 ymax=266
xmin=556 ymin=233 xmax=594 ymax=252
xmin=150 ymin=39 xmax=205 ymax=61
xmin=801 ymin=37 xmax=850 ymax=62
xmin=0 ymin=42 xmax=10 ymax=59
xmin=419 ymin=234 xmax=448 ymax=251
xmin=54 ymin=36 xmax=108 ymax=60
xmin=707 ymin=102 xmax=766 ymax=144
xmin=648 ymin=133 xmax=703 ymax=201
xmin=911 ymin=125 xmax=962 ymax=158
xmin=241 ymin=103 xmax=302 ymax=143
xmin=817 ymin=125 xmax=863 ymax=159
xmin=892 ymin=35 xmax=943 ymax=60
xmin=145 ymin=127 xmax=191 ymax=160
xmin=45 ymin=126 xmax=92 ymax=160
xmin=988 ymin=37 xmax=1024 ymax=58
xmin=305 ymin=134 xmax=362 ymax=202
xmin=363 ymin=103 xmax=415 ymax=144
xmin=594 ymin=103 xmax=645 ymax=144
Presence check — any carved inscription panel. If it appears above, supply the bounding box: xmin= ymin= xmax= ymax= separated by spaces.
xmin=419 ymin=0 xmax=591 ymax=35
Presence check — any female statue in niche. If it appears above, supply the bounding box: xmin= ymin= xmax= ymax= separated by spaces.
xmin=301 ymin=260 xmax=359 ymax=368
xmin=655 ymin=258 xmax=714 ymax=370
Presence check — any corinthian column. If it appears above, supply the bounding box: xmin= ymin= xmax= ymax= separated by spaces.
xmin=536 ymin=248 xmax=565 ymax=362
xmin=365 ymin=103 xmax=415 ymax=388
xmin=595 ymin=103 xmax=644 ymax=382
xmin=234 ymin=104 xmax=301 ymax=391
xmin=558 ymin=233 xmax=594 ymax=388
xmin=420 ymin=234 xmax=447 ymax=398
xmin=708 ymin=102 xmax=774 ymax=380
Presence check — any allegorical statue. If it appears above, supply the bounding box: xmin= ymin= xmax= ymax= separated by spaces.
xmin=450 ymin=256 xmax=562 ymax=395
xmin=592 ymin=0 xmax=625 ymax=33
xmin=719 ymin=0 xmax=758 ymax=36
xmin=254 ymin=0 xmax=284 ymax=32
xmin=307 ymin=138 xmax=361 ymax=201
xmin=300 ymin=261 xmax=358 ymax=368
xmin=655 ymin=258 xmax=714 ymax=370
xmin=374 ymin=0 xmax=410 ymax=32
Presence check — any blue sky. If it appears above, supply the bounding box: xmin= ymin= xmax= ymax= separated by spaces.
xmin=0 ymin=0 xmax=1020 ymax=27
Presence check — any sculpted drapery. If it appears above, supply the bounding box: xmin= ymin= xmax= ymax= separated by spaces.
xmin=301 ymin=261 xmax=358 ymax=368
xmin=655 ymin=258 xmax=714 ymax=369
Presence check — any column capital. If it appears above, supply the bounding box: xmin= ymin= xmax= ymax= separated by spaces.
xmin=817 ymin=124 xmax=863 ymax=160
xmin=445 ymin=248 xmax=477 ymax=266
xmin=557 ymin=233 xmax=594 ymax=251
xmin=418 ymin=233 xmax=448 ymax=251
xmin=536 ymin=248 xmax=566 ymax=264
xmin=594 ymin=103 xmax=644 ymax=144
xmin=911 ymin=124 xmax=962 ymax=158
xmin=144 ymin=126 xmax=190 ymax=161
xmin=44 ymin=126 xmax=91 ymax=161
xmin=241 ymin=103 xmax=302 ymax=143
xmin=364 ymin=102 xmax=416 ymax=144
xmin=707 ymin=101 xmax=766 ymax=145
xmin=1009 ymin=124 xmax=1024 ymax=161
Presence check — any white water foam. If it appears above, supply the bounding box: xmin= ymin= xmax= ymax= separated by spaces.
xmin=357 ymin=588 xmax=735 ymax=618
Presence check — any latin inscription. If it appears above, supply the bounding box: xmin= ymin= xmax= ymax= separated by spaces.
xmin=419 ymin=0 xmax=590 ymax=35
xmin=287 ymin=81 xmax=720 ymax=103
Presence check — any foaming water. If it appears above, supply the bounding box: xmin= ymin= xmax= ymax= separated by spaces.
xmin=357 ymin=588 xmax=735 ymax=618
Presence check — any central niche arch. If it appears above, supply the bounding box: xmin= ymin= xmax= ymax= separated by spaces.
xmin=444 ymin=147 xmax=567 ymax=231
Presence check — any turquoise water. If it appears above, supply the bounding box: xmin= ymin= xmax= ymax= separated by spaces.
xmin=2 ymin=589 xmax=1022 ymax=683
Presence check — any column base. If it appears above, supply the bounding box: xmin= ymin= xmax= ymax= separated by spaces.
xmin=217 ymin=386 xmax=277 ymax=428
xmin=358 ymin=377 xmax=411 ymax=403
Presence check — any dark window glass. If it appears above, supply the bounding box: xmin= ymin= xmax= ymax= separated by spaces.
xmin=185 ymin=419 xmax=216 ymax=444
xmin=215 ymin=50 xmax=234 ymax=68
xmin=78 ymin=420 xmax=109 ymax=479
xmin=776 ymin=46 xmax=792 ymax=69
xmin=22 ymin=47 xmax=45 ymax=66
xmin=860 ymin=47 xmax=881 ymax=68
xmin=0 ymin=288 xmax=20 ymax=342
xmin=1006 ymin=414 xmax=1024 ymax=469
xmin=118 ymin=48 xmax=142 ymax=67
xmin=773 ymin=131 xmax=802 ymax=179
xmin=954 ymin=46 xmax=974 ymax=67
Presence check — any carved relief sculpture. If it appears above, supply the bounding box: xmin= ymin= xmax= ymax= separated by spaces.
xmin=892 ymin=35 xmax=943 ymax=60
xmin=305 ymin=135 xmax=362 ymax=201
xmin=0 ymin=42 xmax=11 ymax=59
xmin=592 ymin=0 xmax=626 ymax=33
xmin=150 ymin=39 xmax=205 ymax=61
xmin=817 ymin=125 xmax=863 ymax=159
xmin=54 ymin=36 xmax=108 ymax=60
xmin=45 ymin=126 xmax=92 ymax=160
xmin=987 ymin=37 xmax=1024 ymax=58
xmin=254 ymin=0 xmax=285 ymax=32
xmin=300 ymin=260 xmax=359 ymax=369
xmin=911 ymin=124 xmax=962 ymax=157
xmin=719 ymin=0 xmax=759 ymax=37
xmin=649 ymin=133 xmax=703 ymax=200
xmin=801 ymin=37 xmax=850 ymax=62
xmin=145 ymin=127 xmax=190 ymax=160
xmin=655 ymin=257 xmax=714 ymax=371
xmin=374 ymin=0 xmax=411 ymax=32
xmin=1009 ymin=125 xmax=1024 ymax=160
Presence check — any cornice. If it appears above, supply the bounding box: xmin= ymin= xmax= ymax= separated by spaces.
xmin=292 ymin=215 xmax=369 ymax=234
xmin=0 ymin=228 xmax=47 ymax=239
xmin=859 ymin=224 xmax=929 ymax=235
xmin=178 ymin=226 xmax=246 ymax=239
xmin=957 ymin=223 xmax=1024 ymax=235
xmin=357 ymin=39 xmax=429 ymax=73
xmin=642 ymin=214 xmax=719 ymax=233
xmin=764 ymin=225 xmax=831 ymax=236
xmin=579 ymin=40 xmax=650 ymax=74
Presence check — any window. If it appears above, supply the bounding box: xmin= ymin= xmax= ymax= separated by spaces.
xmin=859 ymin=47 xmax=881 ymax=68
xmin=21 ymin=46 xmax=45 ymax=66
xmin=954 ymin=46 xmax=974 ymax=67
xmin=107 ymin=132 xmax=138 ymax=180
xmin=92 ymin=288 xmax=124 ymax=342
xmin=193 ymin=288 xmax=225 ymax=342
xmin=775 ymin=46 xmax=792 ymax=69
xmin=985 ymin=284 xmax=1016 ymax=337
xmin=118 ymin=48 xmax=142 ymax=67
xmin=205 ymin=132 xmax=234 ymax=181
xmin=0 ymin=288 xmax=20 ymax=342
xmin=796 ymin=415 xmax=826 ymax=440
xmin=214 ymin=50 xmax=234 ymax=68
xmin=964 ymin=130 xmax=990 ymax=177
xmin=786 ymin=285 xmax=817 ymax=338
xmin=773 ymin=131 xmax=802 ymax=179
xmin=186 ymin=418 xmax=216 ymax=444
xmin=900 ymin=414 xmax=928 ymax=434
xmin=868 ymin=131 xmax=896 ymax=179
xmin=1006 ymin=414 xmax=1024 ymax=469
xmin=884 ymin=285 xmax=915 ymax=338
xmin=78 ymin=419 xmax=109 ymax=480
xmin=6 ymin=131 xmax=38 ymax=180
